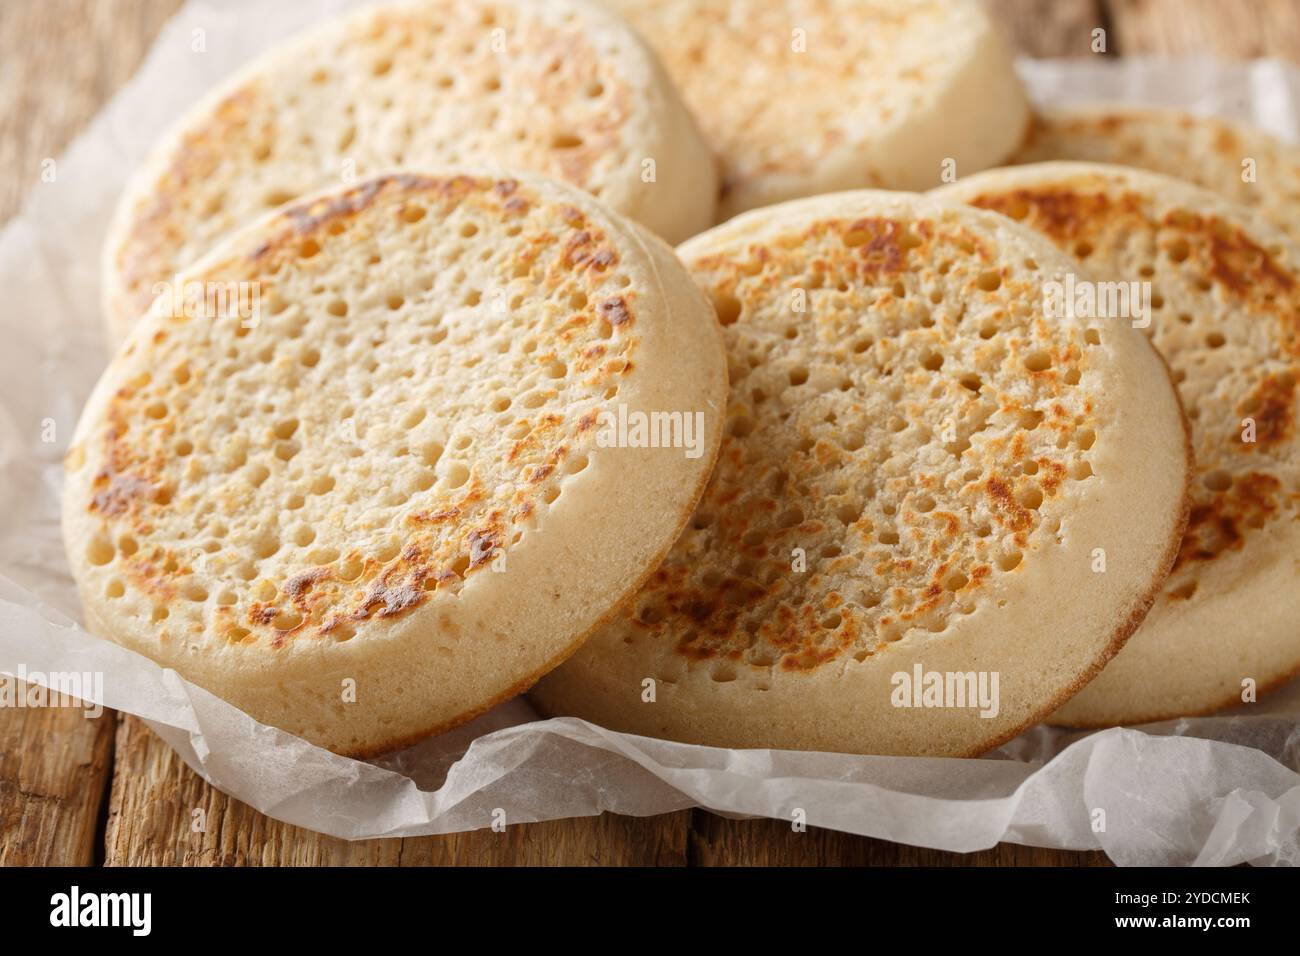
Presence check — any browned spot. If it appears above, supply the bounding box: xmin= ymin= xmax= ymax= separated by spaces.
xmin=284 ymin=567 xmax=329 ymax=599
xmin=971 ymin=188 xmax=1125 ymax=242
xmin=984 ymin=476 xmax=1032 ymax=532
xmin=562 ymin=229 xmax=618 ymax=271
xmin=597 ymin=296 xmax=631 ymax=326
xmin=90 ymin=469 xmax=155 ymax=517
xmin=249 ymin=604 xmax=279 ymax=626
xmin=468 ymin=531 xmax=497 ymax=568
xmin=1194 ymin=215 xmax=1296 ymax=296
xmin=852 ymin=218 xmax=907 ymax=278
xmin=1038 ymin=459 xmax=1067 ymax=496
xmin=354 ymin=575 xmax=424 ymax=620
xmin=409 ymin=506 xmax=461 ymax=524
xmin=1174 ymin=471 xmax=1281 ymax=571
xmin=277 ymin=173 xmax=445 ymax=245
xmin=1242 ymin=372 xmax=1296 ymax=447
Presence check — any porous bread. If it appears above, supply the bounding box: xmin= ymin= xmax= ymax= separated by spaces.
xmin=1013 ymin=107 xmax=1300 ymax=242
xmin=102 ymin=0 xmax=716 ymax=344
xmin=531 ymin=191 xmax=1191 ymax=756
xmin=601 ymin=0 xmax=1028 ymax=221
xmin=65 ymin=170 xmax=728 ymax=756
xmin=937 ymin=162 xmax=1300 ymax=725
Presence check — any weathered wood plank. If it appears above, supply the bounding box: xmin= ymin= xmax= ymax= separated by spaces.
xmin=104 ymin=716 xmax=402 ymax=865
xmin=982 ymin=0 xmax=1110 ymax=58
xmin=1108 ymin=0 xmax=1300 ymax=62
xmin=0 ymin=0 xmax=183 ymax=220
xmin=689 ymin=813 xmax=1111 ymax=866
xmin=0 ymin=706 xmax=114 ymax=866
xmin=0 ymin=0 xmax=182 ymax=868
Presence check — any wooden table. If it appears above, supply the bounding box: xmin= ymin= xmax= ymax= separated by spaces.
xmin=2 ymin=0 xmax=1297 ymax=867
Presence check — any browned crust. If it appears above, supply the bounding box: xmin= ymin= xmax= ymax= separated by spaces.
xmin=90 ymin=172 xmax=638 ymax=654
xmin=531 ymin=236 xmax=1195 ymax=759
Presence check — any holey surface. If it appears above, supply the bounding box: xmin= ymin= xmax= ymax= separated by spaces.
xmin=1013 ymin=108 xmax=1300 ymax=243
xmin=940 ymin=163 xmax=1300 ymax=726
xmin=63 ymin=171 xmax=727 ymax=757
xmin=102 ymin=0 xmax=716 ymax=343
xmin=602 ymin=0 xmax=1027 ymax=221
xmin=532 ymin=192 xmax=1191 ymax=757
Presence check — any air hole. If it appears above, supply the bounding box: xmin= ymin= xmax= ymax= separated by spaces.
xmin=1017 ymin=485 xmax=1044 ymax=510
xmin=445 ymin=463 xmax=470 ymax=489
xmin=1023 ymin=351 xmax=1052 ymax=372
xmin=713 ymin=292 xmax=742 ymax=325
xmin=1203 ymin=470 xmax=1232 ymax=492
xmin=273 ymin=610 xmax=303 ymax=630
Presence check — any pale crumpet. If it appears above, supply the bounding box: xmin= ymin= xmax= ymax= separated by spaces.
xmin=102 ymin=0 xmax=716 ymax=343
xmin=532 ymin=191 xmax=1190 ymax=756
xmin=940 ymin=163 xmax=1300 ymax=725
xmin=603 ymin=0 xmax=1028 ymax=220
xmin=65 ymin=171 xmax=727 ymax=756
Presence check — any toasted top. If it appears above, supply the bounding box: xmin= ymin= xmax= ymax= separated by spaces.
xmin=603 ymin=0 xmax=1027 ymax=218
xmin=535 ymin=190 xmax=1190 ymax=755
xmin=65 ymin=171 xmax=727 ymax=753
xmin=103 ymin=0 xmax=716 ymax=342
xmin=1012 ymin=108 xmax=1300 ymax=241
xmin=940 ymin=163 xmax=1300 ymax=599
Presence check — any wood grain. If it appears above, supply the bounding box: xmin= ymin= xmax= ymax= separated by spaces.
xmin=0 ymin=705 xmax=114 ymax=866
xmin=1109 ymin=0 xmax=1300 ymax=59
xmin=0 ymin=0 xmax=183 ymax=221
xmin=690 ymin=814 xmax=1112 ymax=866
xmin=0 ymin=0 xmax=181 ymax=868
xmin=3 ymin=0 xmax=1299 ymax=868
xmin=982 ymin=0 xmax=1110 ymax=58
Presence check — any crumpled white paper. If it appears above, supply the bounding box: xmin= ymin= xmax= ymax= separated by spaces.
xmin=2 ymin=0 xmax=1299 ymax=866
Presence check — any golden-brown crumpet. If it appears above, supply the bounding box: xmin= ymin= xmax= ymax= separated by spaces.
xmin=65 ymin=171 xmax=727 ymax=757
xmin=1013 ymin=107 xmax=1300 ymax=242
xmin=532 ymin=191 xmax=1190 ymax=756
xmin=102 ymin=0 xmax=715 ymax=343
xmin=939 ymin=162 xmax=1300 ymax=725
xmin=602 ymin=0 xmax=1028 ymax=221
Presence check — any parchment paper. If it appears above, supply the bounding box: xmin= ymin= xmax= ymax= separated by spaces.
xmin=2 ymin=0 xmax=1298 ymax=866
